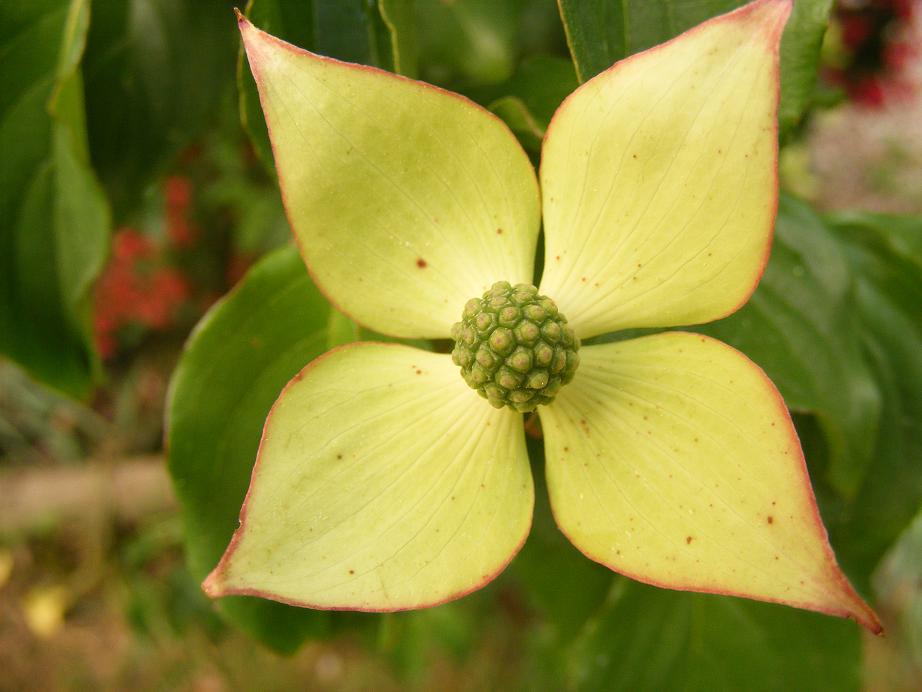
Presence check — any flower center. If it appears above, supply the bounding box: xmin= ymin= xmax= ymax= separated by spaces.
xmin=450 ymin=281 xmax=580 ymax=412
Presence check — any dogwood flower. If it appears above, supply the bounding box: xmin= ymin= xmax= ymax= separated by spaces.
xmin=204 ymin=0 xmax=880 ymax=632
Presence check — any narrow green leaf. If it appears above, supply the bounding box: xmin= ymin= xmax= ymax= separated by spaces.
xmin=166 ymin=246 xmax=333 ymax=652
xmin=377 ymin=0 xmax=418 ymax=77
xmin=557 ymin=0 xmax=832 ymax=134
xmin=699 ymin=196 xmax=881 ymax=498
xmin=0 ymin=0 xmax=110 ymax=397
xmin=568 ymin=578 xmax=861 ymax=692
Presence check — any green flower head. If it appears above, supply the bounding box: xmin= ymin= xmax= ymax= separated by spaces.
xmin=203 ymin=0 xmax=879 ymax=633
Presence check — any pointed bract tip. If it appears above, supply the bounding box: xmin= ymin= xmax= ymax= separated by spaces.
xmin=201 ymin=568 xmax=226 ymax=598
xmin=233 ymin=7 xmax=247 ymax=24
xmin=858 ymin=606 xmax=885 ymax=636
xmin=744 ymin=0 xmax=793 ymax=30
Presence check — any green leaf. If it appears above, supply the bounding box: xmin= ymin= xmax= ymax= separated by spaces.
xmin=82 ymin=0 xmax=237 ymax=219
xmin=510 ymin=439 xmax=612 ymax=642
xmin=822 ymin=212 xmax=922 ymax=581
xmin=484 ymin=55 xmax=577 ymax=153
xmin=377 ymin=0 xmax=418 ymax=77
xmin=166 ymin=245 xmax=334 ymax=652
xmin=568 ymin=578 xmax=861 ymax=692
xmin=238 ymin=0 xmax=417 ymax=172
xmin=776 ymin=0 xmax=833 ymax=134
xmin=699 ymin=196 xmax=881 ymax=498
xmin=415 ymin=0 xmax=520 ymax=86
xmin=0 ymin=0 xmax=110 ymax=398
xmin=557 ymin=0 xmax=832 ymax=134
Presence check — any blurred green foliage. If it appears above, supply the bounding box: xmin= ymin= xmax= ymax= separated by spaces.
xmin=1 ymin=0 xmax=920 ymax=688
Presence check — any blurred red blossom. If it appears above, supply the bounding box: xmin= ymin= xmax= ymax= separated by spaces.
xmin=94 ymin=228 xmax=190 ymax=359
xmin=827 ymin=0 xmax=918 ymax=107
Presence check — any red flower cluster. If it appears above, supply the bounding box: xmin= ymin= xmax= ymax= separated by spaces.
xmin=827 ymin=0 xmax=917 ymax=107
xmin=94 ymin=229 xmax=191 ymax=358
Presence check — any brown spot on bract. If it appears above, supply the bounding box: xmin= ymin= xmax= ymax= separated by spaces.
xmin=416 ymin=369 xmax=422 ymax=375
xmin=348 ymin=569 xmax=355 ymax=575
xmin=563 ymin=446 xmax=569 ymax=452
xmin=767 ymin=516 xmax=774 ymax=524
xmin=496 ymin=228 xmax=503 ymax=235
xmin=336 ymin=454 xmax=343 ymax=460
xmin=555 ymin=255 xmax=561 ymax=261
xmin=417 ymin=258 xmax=427 ymax=268
xmin=686 ymin=536 xmax=693 ymax=544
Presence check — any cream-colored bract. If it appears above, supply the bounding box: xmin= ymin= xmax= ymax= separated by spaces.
xmin=539 ymin=333 xmax=880 ymax=632
xmin=204 ymin=344 xmax=533 ymax=610
xmin=240 ymin=20 xmax=540 ymax=339
xmin=209 ymin=0 xmax=882 ymax=631
xmin=539 ymin=0 xmax=786 ymax=338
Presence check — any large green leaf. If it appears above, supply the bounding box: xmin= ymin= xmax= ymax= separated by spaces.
xmin=166 ymin=245 xmax=336 ymax=652
xmin=699 ymin=196 xmax=881 ymax=498
xmin=0 ymin=0 xmax=110 ymax=398
xmin=556 ymin=0 xmax=832 ymax=134
xmin=568 ymin=578 xmax=861 ymax=692
xmin=822 ymin=212 xmax=922 ymax=582
xmin=82 ymin=0 xmax=237 ymax=219
xmin=238 ymin=0 xmax=417 ymax=172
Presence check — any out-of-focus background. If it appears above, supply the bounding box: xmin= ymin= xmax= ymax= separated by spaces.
xmin=1 ymin=1 xmax=920 ymax=690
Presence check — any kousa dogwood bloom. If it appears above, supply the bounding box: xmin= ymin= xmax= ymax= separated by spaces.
xmin=203 ymin=0 xmax=880 ymax=632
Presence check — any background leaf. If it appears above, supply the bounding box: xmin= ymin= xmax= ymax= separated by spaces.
xmin=82 ymin=0 xmax=237 ymax=220
xmin=483 ymin=55 xmax=577 ymax=153
xmin=556 ymin=0 xmax=833 ymax=135
xmin=0 ymin=0 xmax=110 ymax=397
xmin=568 ymin=577 xmax=861 ymax=692
xmin=166 ymin=246 xmax=336 ymax=652
xmin=821 ymin=212 xmax=922 ymax=584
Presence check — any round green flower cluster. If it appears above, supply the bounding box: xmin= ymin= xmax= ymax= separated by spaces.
xmin=450 ymin=281 xmax=580 ymax=412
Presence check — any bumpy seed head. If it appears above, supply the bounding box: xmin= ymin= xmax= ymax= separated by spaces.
xmin=451 ymin=281 xmax=580 ymax=412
